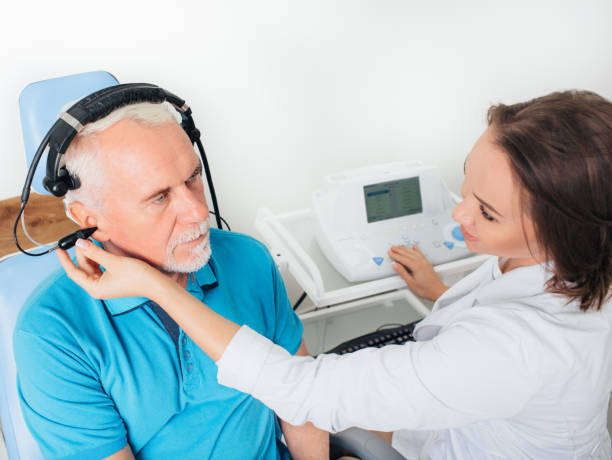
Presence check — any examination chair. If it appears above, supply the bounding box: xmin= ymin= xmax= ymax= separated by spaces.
xmin=0 ymin=70 xmax=119 ymax=460
xmin=0 ymin=249 xmax=74 ymax=460
xmin=0 ymin=70 xmax=405 ymax=460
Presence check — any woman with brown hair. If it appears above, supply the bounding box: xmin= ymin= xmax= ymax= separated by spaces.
xmin=59 ymin=90 xmax=612 ymax=459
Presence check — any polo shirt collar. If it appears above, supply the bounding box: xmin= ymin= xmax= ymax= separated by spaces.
xmin=95 ymin=239 xmax=218 ymax=316
xmin=104 ymin=295 xmax=150 ymax=316
xmin=193 ymin=257 xmax=218 ymax=290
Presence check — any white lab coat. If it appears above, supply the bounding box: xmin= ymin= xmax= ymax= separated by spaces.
xmin=217 ymin=256 xmax=612 ymax=459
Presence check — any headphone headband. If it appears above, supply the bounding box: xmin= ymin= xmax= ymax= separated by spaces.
xmin=65 ymin=83 xmax=186 ymax=126
xmin=39 ymin=83 xmax=197 ymax=197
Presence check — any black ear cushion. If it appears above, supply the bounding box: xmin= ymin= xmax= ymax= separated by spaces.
xmin=49 ymin=178 xmax=68 ymax=197
xmin=57 ymin=166 xmax=80 ymax=190
xmin=43 ymin=165 xmax=79 ymax=197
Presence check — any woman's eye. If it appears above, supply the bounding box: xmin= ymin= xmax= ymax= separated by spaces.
xmin=479 ymin=204 xmax=496 ymax=222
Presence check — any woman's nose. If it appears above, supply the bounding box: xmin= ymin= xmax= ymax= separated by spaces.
xmin=451 ymin=199 xmax=474 ymax=226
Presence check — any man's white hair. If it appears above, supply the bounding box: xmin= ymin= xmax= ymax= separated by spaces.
xmin=61 ymin=102 xmax=180 ymax=212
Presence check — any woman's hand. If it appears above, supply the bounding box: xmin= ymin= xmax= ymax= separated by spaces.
xmin=388 ymin=244 xmax=450 ymax=302
xmin=56 ymin=239 xmax=167 ymax=300
xmin=58 ymin=239 xmax=240 ymax=363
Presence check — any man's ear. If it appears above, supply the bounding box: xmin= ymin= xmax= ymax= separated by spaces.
xmin=65 ymin=200 xmax=110 ymax=242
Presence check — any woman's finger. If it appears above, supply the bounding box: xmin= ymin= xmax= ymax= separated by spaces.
xmin=390 ymin=253 xmax=418 ymax=264
xmin=57 ymin=249 xmax=95 ymax=288
xmin=56 ymin=248 xmax=75 ymax=272
xmin=392 ymin=262 xmax=414 ymax=284
xmin=75 ymin=238 xmax=115 ymax=268
xmin=75 ymin=245 xmax=100 ymax=277
xmin=389 ymin=248 xmax=419 ymax=265
xmin=390 ymin=245 xmax=414 ymax=253
xmin=394 ymin=244 xmax=429 ymax=263
xmin=412 ymin=244 xmax=431 ymax=260
xmin=411 ymin=244 xmax=427 ymax=257
xmin=410 ymin=244 xmax=434 ymax=265
xmin=389 ymin=246 xmax=416 ymax=258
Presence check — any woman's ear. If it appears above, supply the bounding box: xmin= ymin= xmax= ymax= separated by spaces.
xmin=66 ymin=201 xmax=110 ymax=242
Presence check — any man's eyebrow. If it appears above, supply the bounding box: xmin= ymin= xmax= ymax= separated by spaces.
xmin=141 ymin=164 xmax=202 ymax=203
xmin=142 ymin=186 xmax=170 ymax=203
xmin=473 ymin=193 xmax=503 ymax=217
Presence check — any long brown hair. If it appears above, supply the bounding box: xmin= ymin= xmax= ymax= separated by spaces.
xmin=487 ymin=90 xmax=612 ymax=311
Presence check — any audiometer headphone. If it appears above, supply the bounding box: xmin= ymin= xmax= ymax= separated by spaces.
xmin=14 ymin=83 xmax=226 ymax=256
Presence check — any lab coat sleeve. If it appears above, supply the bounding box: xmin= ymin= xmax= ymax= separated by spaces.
xmin=217 ymin=315 xmax=542 ymax=433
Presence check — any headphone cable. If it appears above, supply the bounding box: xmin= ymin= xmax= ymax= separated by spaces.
xmin=13 ymin=201 xmax=53 ymax=257
xmin=21 ymin=209 xmax=54 ymax=248
xmin=196 ymin=138 xmax=224 ymax=230
xmin=209 ymin=211 xmax=231 ymax=231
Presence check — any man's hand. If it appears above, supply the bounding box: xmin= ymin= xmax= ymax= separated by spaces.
xmin=388 ymin=244 xmax=449 ymax=302
xmin=280 ymin=341 xmax=330 ymax=459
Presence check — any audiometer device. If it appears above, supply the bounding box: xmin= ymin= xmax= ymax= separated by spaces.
xmin=312 ymin=161 xmax=472 ymax=283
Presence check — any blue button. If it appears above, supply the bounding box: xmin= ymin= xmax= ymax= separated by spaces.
xmin=186 ymin=363 xmax=194 ymax=373
xmin=182 ymin=336 xmax=187 ymax=346
xmin=184 ymin=351 xmax=191 ymax=359
xmin=443 ymin=241 xmax=454 ymax=250
xmin=451 ymin=226 xmax=465 ymax=241
xmin=372 ymin=257 xmax=384 ymax=266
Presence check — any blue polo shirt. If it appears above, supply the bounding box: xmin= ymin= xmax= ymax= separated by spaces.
xmin=13 ymin=229 xmax=303 ymax=460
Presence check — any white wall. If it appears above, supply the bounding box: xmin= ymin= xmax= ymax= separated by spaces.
xmin=2 ymin=0 xmax=612 ymax=297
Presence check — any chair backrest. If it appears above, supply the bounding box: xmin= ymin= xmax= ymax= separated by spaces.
xmin=0 ymin=249 xmax=73 ymax=460
xmin=19 ymin=70 xmax=118 ymax=194
xmin=1 ymin=70 xmax=119 ymax=459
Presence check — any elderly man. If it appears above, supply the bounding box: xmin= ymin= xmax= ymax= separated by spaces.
xmin=13 ymin=102 xmax=328 ymax=459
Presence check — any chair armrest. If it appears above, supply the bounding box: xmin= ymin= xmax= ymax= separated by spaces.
xmin=329 ymin=427 xmax=406 ymax=460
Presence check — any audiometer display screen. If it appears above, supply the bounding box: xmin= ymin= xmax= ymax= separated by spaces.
xmin=363 ymin=177 xmax=423 ymax=223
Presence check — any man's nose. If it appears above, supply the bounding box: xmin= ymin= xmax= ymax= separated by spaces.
xmin=175 ymin=187 xmax=209 ymax=223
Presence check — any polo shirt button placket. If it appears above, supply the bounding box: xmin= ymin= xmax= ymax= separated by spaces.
xmin=180 ymin=334 xmax=199 ymax=394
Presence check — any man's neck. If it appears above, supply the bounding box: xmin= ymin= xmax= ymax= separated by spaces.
xmin=101 ymin=240 xmax=189 ymax=290
xmin=167 ymin=272 xmax=189 ymax=289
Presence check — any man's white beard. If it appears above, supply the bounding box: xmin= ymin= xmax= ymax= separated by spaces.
xmin=161 ymin=218 xmax=211 ymax=273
